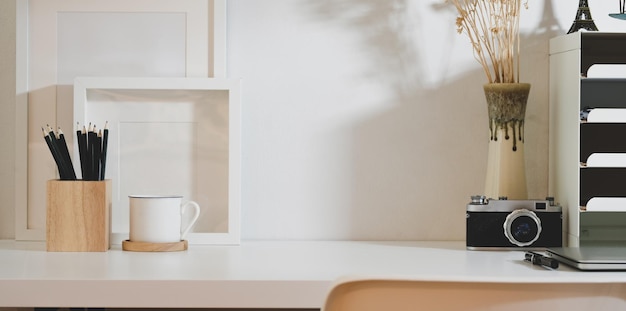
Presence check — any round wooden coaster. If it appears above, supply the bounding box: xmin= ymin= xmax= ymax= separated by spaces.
xmin=122 ymin=240 xmax=188 ymax=252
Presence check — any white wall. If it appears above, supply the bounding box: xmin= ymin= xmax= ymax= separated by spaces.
xmin=2 ymin=1 xmax=626 ymax=240
xmin=228 ymin=0 xmax=626 ymax=240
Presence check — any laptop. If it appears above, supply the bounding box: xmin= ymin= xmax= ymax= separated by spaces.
xmin=546 ymin=246 xmax=626 ymax=271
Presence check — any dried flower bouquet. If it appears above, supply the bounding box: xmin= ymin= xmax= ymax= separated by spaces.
xmin=447 ymin=0 xmax=528 ymax=83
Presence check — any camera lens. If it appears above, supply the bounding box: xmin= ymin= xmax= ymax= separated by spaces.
xmin=510 ymin=217 xmax=538 ymax=243
xmin=503 ymin=209 xmax=542 ymax=247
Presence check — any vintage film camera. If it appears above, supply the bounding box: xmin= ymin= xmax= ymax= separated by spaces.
xmin=466 ymin=196 xmax=562 ymax=250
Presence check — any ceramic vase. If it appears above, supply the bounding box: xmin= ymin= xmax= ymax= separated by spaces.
xmin=483 ymin=83 xmax=531 ymax=200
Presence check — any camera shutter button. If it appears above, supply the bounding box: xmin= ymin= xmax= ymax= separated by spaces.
xmin=471 ymin=195 xmax=487 ymax=204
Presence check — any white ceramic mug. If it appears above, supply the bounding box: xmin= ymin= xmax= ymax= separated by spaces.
xmin=129 ymin=195 xmax=200 ymax=243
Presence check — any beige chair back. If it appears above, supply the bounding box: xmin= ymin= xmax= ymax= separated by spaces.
xmin=322 ymin=278 xmax=626 ymax=311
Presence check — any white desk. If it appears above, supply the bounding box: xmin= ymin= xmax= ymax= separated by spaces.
xmin=0 ymin=240 xmax=625 ymax=309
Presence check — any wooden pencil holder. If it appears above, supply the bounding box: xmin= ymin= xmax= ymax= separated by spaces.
xmin=46 ymin=179 xmax=112 ymax=252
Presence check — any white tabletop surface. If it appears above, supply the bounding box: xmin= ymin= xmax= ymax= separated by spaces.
xmin=1 ymin=240 xmax=625 ymax=309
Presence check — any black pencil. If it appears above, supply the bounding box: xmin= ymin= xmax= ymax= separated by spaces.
xmin=57 ymin=127 xmax=77 ymax=180
xmin=88 ymin=124 xmax=99 ymax=180
xmin=43 ymin=127 xmax=71 ymax=180
xmin=94 ymin=130 xmax=102 ymax=181
xmin=100 ymin=121 xmax=109 ymax=181
xmin=77 ymin=123 xmax=86 ymax=180
xmin=85 ymin=123 xmax=94 ymax=180
xmin=47 ymin=125 xmax=72 ymax=179
xmin=42 ymin=127 xmax=63 ymax=178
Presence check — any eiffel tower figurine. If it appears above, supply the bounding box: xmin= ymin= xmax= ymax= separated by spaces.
xmin=568 ymin=0 xmax=599 ymax=33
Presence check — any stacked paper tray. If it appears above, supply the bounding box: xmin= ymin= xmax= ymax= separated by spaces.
xmin=582 ymin=108 xmax=626 ymax=211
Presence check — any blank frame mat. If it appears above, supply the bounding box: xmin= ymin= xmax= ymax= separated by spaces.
xmin=85 ymin=88 xmax=230 ymax=237
xmin=57 ymin=11 xmax=187 ymax=83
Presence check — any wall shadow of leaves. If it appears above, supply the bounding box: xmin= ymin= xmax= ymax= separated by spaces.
xmin=301 ymin=0 xmax=565 ymax=239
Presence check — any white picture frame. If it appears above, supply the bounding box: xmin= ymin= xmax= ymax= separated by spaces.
xmin=74 ymin=77 xmax=241 ymax=245
xmin=15 ymin=0 xmax=228 ymax=241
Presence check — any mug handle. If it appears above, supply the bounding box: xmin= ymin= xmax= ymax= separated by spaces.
xmin=180 ymin=201 xmax=201 ymax=240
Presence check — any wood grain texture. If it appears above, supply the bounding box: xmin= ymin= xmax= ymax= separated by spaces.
xmin=122 ymin=240 xmax=188 ymax=252
xmin=46 ymin=179 xmax=111 ymax=252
